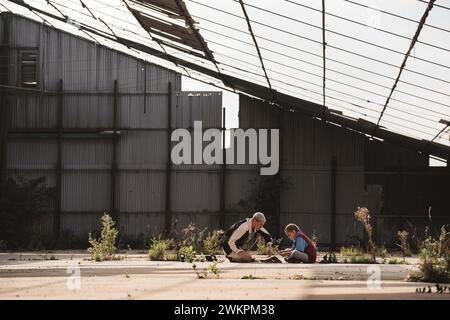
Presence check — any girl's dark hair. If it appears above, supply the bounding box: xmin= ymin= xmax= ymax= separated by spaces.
xmin=284 ymin=223 xmax=300 ymax=233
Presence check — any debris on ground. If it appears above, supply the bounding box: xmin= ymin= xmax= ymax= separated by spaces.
xmin=259 ymin=256 xmax=283 ymax=263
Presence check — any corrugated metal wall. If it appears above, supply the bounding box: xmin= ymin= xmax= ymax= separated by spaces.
xmin=3 ymin=14 xmax=180 ymax=95
xmin=3 ymin=14 xmax=223 ymax=241
xmin=170 ymin=92 xmax=223 ymax=232
xmin=364 ymin=140 xmax=450 ymax=245
xmin=239 ymin=95 xmax=450 ymax=246
xmin=6 ymin=92 xmax=223 ymax=239
xmin=238 ymin=95 xmax=365 ymax=244
xmin=3 ymin=14 xmax=448 ymax=247
xmin=6 ymin=135 xmax=57 ymax=237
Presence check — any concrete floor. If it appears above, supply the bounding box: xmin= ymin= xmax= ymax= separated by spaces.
xmin=0 ymin=252 xmax=448 ymax=300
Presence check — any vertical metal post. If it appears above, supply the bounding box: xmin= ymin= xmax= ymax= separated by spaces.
xmin=164 ymin=82 xmax=172 ymax=235
xmin=143 ymin=64 xmax=147 ymax=114
xmin=0 ymin=88 xmax=7 ymax=187
xmin=54 ymin=79 xmax=63 ymax=240
xmin=220 ymin=107 xmax=226 ymax=230
xmin=0 ymin=16 xmax=10 ymax=189
xmin=330 ymin=155 xmax=337 ymax=249
xmin=321 ymin=0 xmax=326 ymax=108
xmin=110 ymin=80 xmax=118 ymax=224
xmin=397 ymin=156 xmax=404 ymax=230
xmin=274 ymin=109 xmax=284 ymax=238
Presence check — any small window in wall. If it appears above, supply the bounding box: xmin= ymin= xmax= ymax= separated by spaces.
xmin=429 ymin=155 xmax=447 ymax=167
xmin=19 ymin=50 xmax=38 ymax=88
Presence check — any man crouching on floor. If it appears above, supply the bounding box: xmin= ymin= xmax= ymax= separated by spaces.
xmin=222 ymin=212 xmax=273 ymax=262
xmin=280 ymin=223 xmax=317 ymax=263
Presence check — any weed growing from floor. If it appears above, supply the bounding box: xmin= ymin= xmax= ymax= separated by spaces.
xmin=354 ymin=207 xmax=377 ymax=263
xmin=340 ymin=246 xmax=363 ymax=257
xmin=256 ymin=240 xmax=270 ymax=255
xmin=397 ymin=230 xmax=412 ymax=262
xmin=88 ymin=213 xmax=119 ymax=261
xmin=148 ymin=238 xmax=171 ymax=261
xmin=179 ymin=223 xmax=207 ymax=253
xmin=208 ymin=261 xmax=220 ymax=278
xmin=409 ymin=225 xmax=450 ymax=283
xmin=340 ymin=246 xmax=374 ymax=263
xmin=290 ymin=274 xmax=306 ymax=280
xmin=178 ymin=245 xmax=197 ymax=263
xmin=341 ymin=255 xmax=374 ymax=264
xmin=256 ymin=236 xmax=280 ymax=255
xmin=379 ymin=246 xmax=390 ymax=264
xmin=388 ymin=258 xmax=408 ymax=265
xmin=192 ymin=261 xmax=220 ymax=279
xmin=241 ymin=274 xmax=265 ymax=280
xmin=202 ymin=230 xmax=224 ymax=255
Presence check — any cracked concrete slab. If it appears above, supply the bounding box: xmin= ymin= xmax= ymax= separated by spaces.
xmin=0 ymin=251 xmax=448 ymax=300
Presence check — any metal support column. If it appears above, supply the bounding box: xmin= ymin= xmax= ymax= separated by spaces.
xmin=220 ymin=107 xmax=226 ymax=230
xmin=274 ymin=109 xmax=284 ymax=238
xmin=164 ymin=82 xmax=172 ymax=235
xmin=330 ymin=155 xmax=337 ymax=249
xmin=54 ymin=79 xmax=63 ymax=240
xmin=110 ymin=80 xmax=119 ymax=224
xmin=396 ymin=156 xmax=404 ymax=230
xmin=0 ymin=16 xmax=10 ymax=189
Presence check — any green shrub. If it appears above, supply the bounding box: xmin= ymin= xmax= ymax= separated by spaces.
xmin=178 ymin=245 xmax=197 ymax=263
xmin=256 ymin=235 xmax=279 ymax=255
xmin=409 ymin=225 xmax=450 ymax=283
xmin=88 ymin=213 xmax=119 ymax=261
xmin=342 ymin=254 xmax=375 ymax=264
xmin=179 ymin=223 xmax=207 ymax=253
xmin=340 ymin=246 xmax=374 ymax=264
xmin=202 ymin=230 xmax=224 ymax=255
xmin=257 ymin=241 xmax=270 ymax=255
xmin=148 ymin=239 xmax=170 ymax=261
xmin=340 ymin=246 xmax=363 ymax=257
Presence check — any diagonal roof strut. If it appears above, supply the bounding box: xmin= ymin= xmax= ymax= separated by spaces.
xmin=238 ymin=0 xmax=275 ymax=102
xmin=374 ymin=0 xmax=436 ymax=134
